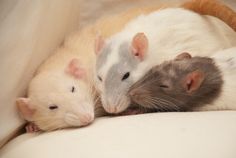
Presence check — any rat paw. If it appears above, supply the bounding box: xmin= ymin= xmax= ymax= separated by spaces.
xmin=25 ymin=122 xmax=41 ymax=133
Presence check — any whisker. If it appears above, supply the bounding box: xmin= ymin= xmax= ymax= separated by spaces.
xmin=148 ymin=97 xmax=180 ymax=111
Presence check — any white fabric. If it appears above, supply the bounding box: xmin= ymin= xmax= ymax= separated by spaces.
xmin=1 ymin=111 xmax=236 ymax=158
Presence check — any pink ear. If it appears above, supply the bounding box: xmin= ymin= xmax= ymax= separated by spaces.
xmin=94 ymin=35 xmax=105 ymax=55
xmin=183 ymin=70 xmax=205 ymax=93
xmin=131 ymin=32 xmax=148 ymax=61
xmin=175 ymin=52 xmax=192 ymax=61
xmin=16 ymin=98 xmax=35 ymax=121
xmin=65 ymin=58 xmax=86 ymax=79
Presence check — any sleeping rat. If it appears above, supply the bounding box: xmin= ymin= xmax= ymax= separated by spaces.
xmin=16 ymin=29 xmax=102 ymax=132
xmin=129 ymin=48 xmax=236 ymax=112
xmin=94 ymin=3 xmax=236 ymax=114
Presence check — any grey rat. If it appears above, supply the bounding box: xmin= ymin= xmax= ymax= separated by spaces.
xmin=128 ymin=53 xmax=223 ymax=112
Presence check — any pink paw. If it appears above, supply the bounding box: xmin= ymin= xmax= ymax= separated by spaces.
xmin=25 ymin=122 xmax=40 ymax=133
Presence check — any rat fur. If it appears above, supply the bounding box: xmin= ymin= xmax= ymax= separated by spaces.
xmin=129 ymin=47 xmax=236 ymax=112
xmin=95 ymin=1 xmax=236 ymax=114
xmin=128 ymin=53 xmax=223 ymax=111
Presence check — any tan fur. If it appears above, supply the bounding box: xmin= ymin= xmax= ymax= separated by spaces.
xmin=182 ymin=0 xmax=236 ymax=31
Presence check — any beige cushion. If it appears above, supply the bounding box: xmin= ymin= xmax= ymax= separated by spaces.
xmin=1 ymin=111 xmax=236 ymax=158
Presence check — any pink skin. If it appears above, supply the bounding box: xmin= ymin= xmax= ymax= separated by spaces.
xmin=25 ymin=122 xmax=41 ymax=133
xmin=65 ymin=58 xmax=86 ymax=80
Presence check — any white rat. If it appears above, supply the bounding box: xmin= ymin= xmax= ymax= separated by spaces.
xmin=16 ymin=30 xmax=99 ymax=131
xmin=94 ymin=2 xmax=236 ymax=114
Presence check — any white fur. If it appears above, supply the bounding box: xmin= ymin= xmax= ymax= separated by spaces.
xmin=106 ymin=8 xmax=236 ymax=78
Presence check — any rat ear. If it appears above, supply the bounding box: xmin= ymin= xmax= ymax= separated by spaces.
xmin=131 ymin=32 xmax=148 ymax=61
xmin=183 ymin=70 xmax=205 ymax=93
xmin=65 ymin=58 xmax=86 ymax=79
xmin=175 ymin=52 xmax=192 ymax=61
xmin=16 ymin=98 xmax=35 ymax=121
xmin=94 ymin=34 xmax=105 ymax=55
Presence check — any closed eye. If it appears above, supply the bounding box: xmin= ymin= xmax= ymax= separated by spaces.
xmin=71 ymin=86 xmax=75 ymax=93
xmin=98 ymin=76 xmax=102 ymax=82
xmin=159 ymin=85 xmax=169 ymax=88
xmin=49 ymin=104 xmax=58 ymax=110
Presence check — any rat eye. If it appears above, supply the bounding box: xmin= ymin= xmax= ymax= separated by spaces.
xmin=98 ymin=76 xmax=102 ymax=82
xmin=49 ymin=104 xmax=58 ymax=110
xmin=122 ymin=72 xmax=130 ymax=81
xmin=160 ymin=85 xmax=169 ymax=88
xmin=71 ymin=86 xmax=75 ymax=93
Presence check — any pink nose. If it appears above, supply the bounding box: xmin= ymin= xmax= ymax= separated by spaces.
xmin=105 ymin=106 xmax=118 ymax=114
xmin=80 ymin=113 xmax=94 ymax=125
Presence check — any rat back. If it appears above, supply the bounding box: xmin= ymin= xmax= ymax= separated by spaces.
xmin=109 ymin=8 xmax=236 ymax=83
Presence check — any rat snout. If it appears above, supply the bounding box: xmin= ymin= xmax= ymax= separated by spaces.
xmin=102 ymin=96 xmax=130 ymax=114
xmin=104 ymin=106 xmax=118 ymax=114
xmin=64 ymin=112 xmax=94 ymax=127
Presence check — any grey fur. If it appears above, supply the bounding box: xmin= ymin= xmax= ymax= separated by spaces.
xmin=99 ymin=42 xmax=139 ymax=110
xmin=129 ymin=56 xmax=223 ymax=112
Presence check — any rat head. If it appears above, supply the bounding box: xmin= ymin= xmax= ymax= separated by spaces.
xmin=129 ymin=53 xmax=223 ymax=111
xmin=94 ymin=33 xmax=148 ymax=114
xmin=16 ymin=58 xmax=95 ymax=131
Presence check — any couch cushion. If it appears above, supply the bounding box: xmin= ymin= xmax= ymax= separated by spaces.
xmin=1 ymin=111 xmax=236 ymax=158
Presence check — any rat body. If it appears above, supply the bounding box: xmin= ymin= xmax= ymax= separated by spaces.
xmin=95 ymin=6 xmax=236 ymax=114
xmin=129 ymin=48 xmax=236 ymax=112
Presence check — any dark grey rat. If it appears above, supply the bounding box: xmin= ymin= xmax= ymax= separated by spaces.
xmin=128 ymin=53 xmax=223 ymax=112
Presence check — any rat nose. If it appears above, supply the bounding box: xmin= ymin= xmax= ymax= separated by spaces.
xmin=80 ymin=113 xmax=94 ymax=125
xmin=104 ymin=106 xmax=118 ymax=113
xmin=65 ymin=112 xmax=94 ymax=126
